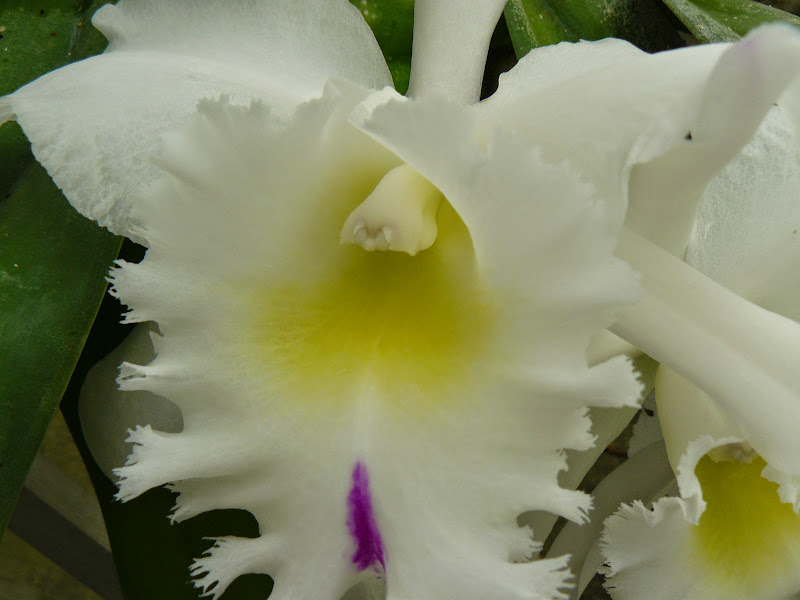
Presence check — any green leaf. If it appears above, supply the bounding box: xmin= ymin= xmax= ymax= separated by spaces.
xmin=504 ymin=0 xmax=685 ymax=57
xmin=504 ymin=0 xmax=615 ymax=55
xmin=350 ymin=0 xmax=414 ymax=93
xmin=0 ymin=0 xmax=115 ymax=538
xmin=661 ymin=0 xmax=800 ymax=42
xmin=0 ymin=162 xmax=121 ymax=537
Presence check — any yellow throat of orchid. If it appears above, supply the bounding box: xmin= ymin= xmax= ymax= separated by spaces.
xmin=693 ymin=453 xmax=800 ymax=597
xmin=240 ymin=164 xmax=495 ymax=416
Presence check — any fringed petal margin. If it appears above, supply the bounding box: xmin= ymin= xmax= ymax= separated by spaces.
xmin=603 ymin=436 xmax=800 ymax=600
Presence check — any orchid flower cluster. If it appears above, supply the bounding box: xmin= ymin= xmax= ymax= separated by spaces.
xmin=3 ymin=0 xmax=800 ymax=599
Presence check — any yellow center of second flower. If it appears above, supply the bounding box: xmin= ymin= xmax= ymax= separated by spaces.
xmin=693 ymin=454 xmax=800 ymax=597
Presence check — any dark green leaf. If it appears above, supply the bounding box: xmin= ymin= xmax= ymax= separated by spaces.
xmin=0 ymin=162 xmax=121 ymax=537
xmin=350 ymin=0 xmax=414 ymax=93
xmin=504 ymin=0 xmax=685 ymax=57
xmin=662 ymin=0 xmax=800 ymax=42
xmin=504 ymin=0 xmax=614 ymax=55
xmin=0 ymin=0 xmax=114 ymax=538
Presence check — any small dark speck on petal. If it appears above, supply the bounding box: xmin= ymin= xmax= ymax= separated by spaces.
xmin=684 ymin=131 xmax=693 ymax=141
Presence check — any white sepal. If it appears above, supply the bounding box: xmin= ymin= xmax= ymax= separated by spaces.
xmin=628 ymin=24 xmax=800 ymax=256
xmin=0 ymin=0 xmax=390 ymax=244
xmin=407 ymin=0 xmax=508 ymax=103
xmin=686 ymin=106 xmax=800 ymax=324
xmin=613 ymin=228 xmax=800 ymax=480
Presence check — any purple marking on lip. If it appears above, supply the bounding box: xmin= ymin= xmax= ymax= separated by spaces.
xmin=347 ymin=461 xmax=385 ymax=571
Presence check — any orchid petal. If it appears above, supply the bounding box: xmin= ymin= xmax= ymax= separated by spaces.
xmin=406 ymin=0 xmax=507 ymax=103
xmin=351 ymin=96 xmax=643 ymax=353
xmin=479 ymin=38 xmax=727 ymax=230
xmin=686 ymin=106 xmax=800 ymax=323
xmin=613 ymin=228 xmax=800 ymax=480
xmin=628 ymin=24 xmax=800 ymax=255
xmin=79 ymin=322 xmax=182 ymax=480
xmin=0 ymin=0 xmax=390 ymax=244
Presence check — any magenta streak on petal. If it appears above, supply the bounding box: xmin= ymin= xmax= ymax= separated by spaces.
xmin=347 ymin=461 xmax=385 ymax=571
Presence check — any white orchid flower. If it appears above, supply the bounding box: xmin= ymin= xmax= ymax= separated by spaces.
xmin=603 ymin=103 xmax=800 ymax=600
xmin=5 ymin=1 xmax=800 ymax=599
xmin=2 ymin=1 xmax=645 ymax=598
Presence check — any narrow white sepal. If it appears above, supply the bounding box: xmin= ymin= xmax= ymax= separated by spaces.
xmin=407 ymin=0 xmax=507 ymax=103
xmin=613 ymin=228 xmax=800 ymax=479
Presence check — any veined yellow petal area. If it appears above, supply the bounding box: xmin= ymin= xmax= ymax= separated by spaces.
xmin=238 ymin=201 xmax=495 ymax=417
xmin=693 ymin=455 xmax=800 ymax=596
